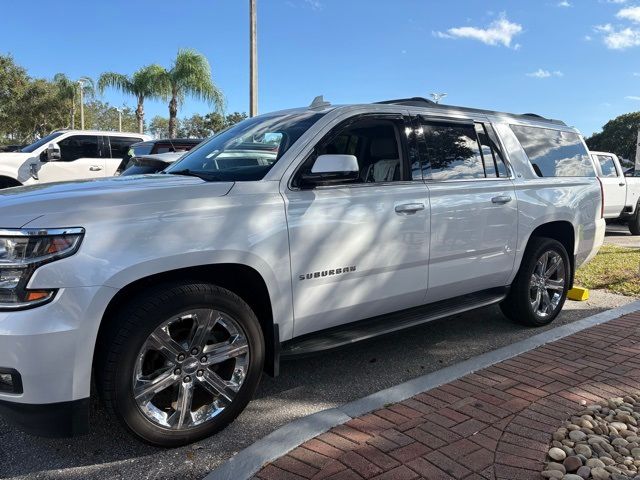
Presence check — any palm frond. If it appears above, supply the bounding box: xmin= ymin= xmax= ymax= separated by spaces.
xmin=171 ymin=49 xmax=225 ymax=112
xmin=97 ymin=72 xmax=133 ymax=95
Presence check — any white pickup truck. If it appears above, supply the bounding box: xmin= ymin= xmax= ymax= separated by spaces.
xmin=590 ymin=151 xmax=640 ymax=234
xmin=0 ymin=130 xmax=150 ymax=188
xmin=0 ymin=97 xmax=604 ymax=446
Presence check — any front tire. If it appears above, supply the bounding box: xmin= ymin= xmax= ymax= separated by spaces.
xmin=500 ymin=238 xmax=570 ymax=327
xmin=629 ymin=206 xmax=640 ymax=235
xmin=96 ymin=282 xmax=264 ymax=447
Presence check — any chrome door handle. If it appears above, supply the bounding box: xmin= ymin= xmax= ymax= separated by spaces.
xmin=395 ymin=203 xmax=425 ymax=214
xmin=89 ymin=166 xmax=103 ymax=171
xmin=491 ymin=195 xmax=512 ymax=204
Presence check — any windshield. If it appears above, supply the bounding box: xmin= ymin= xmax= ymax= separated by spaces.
xmin=165 ymin=111 xmax=326 ymax=181
xmin=20 ymin=131 xmax=66 ymax=153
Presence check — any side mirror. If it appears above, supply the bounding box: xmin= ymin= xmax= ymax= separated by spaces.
xmin=43 ymin=143 xmax=61 ymax=162
xmin=301 ymin=154 xmax=359 ymax=187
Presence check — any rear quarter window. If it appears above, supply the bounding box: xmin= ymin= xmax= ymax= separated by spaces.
xmin=510 ymin=125 xmax=595 ymax=177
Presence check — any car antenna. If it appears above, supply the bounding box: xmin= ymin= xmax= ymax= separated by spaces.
xmin=309 ymin=95 xmax=331 ymax=110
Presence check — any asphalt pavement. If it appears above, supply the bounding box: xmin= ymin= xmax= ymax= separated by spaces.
xmin=0 ymin=231 xmax=638 ymax=480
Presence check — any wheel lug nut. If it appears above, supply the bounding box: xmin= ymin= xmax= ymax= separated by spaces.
xmin=177 ymin=354 xmax=186 ymax=361
xmin=191 ymin=348 xmax=199 ymax=355
xmin=183 ymin=376 xmax=191 ymax=383
xmin=200 ymin=356 xmax=207 ymax=363
xmin=174 ymin=368 xmax=181 ymax=375
xmin=197 ymin=370 xmax=204 ymax=377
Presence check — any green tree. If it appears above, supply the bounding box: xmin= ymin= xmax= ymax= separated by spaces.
xmin=149 ymin=115 xmax=171 ymax=138
xmin=225 ymin=111 xmax=248 ymax=127
xmin=156 ymin=49 xmax=225 ymax=138
xmin=83 ymin=100 xmax=138 ymax=132
xmin=586 ymin=112 xmax=640 ymax=162
xmin=0 ymin=55 xmax=30 ymax=142
xmin=98 ymin=65 xmax=165 ymax=134
xmin=52 ymin=74 xmax=94 ymax=129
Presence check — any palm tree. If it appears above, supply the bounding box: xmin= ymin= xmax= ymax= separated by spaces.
xmin=157 ymin=49 xmax=225 ymax=138
xmin=52 ymin=74 xmax=93 ymax=129
xmin=98 ymin=65 xmax=165 ymax=134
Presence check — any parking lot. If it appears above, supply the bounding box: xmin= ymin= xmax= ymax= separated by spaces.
xmin=0 ymin=227 xmax=635 ymax=480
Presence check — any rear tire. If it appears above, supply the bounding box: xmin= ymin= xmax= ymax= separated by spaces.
xmin=629 ymin=206 xmax=640 ymax=235
xmin=500 ymin=238 xmax=570 ymax=327
xmin=95 ymin=282 xmax=264 ymax=447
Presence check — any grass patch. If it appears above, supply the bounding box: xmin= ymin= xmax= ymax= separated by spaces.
xmin=575 ymin=245 xmax=640 ymax=297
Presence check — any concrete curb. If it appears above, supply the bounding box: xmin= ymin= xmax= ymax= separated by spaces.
xmin=204 ymin=299 xmax=640 ymax=480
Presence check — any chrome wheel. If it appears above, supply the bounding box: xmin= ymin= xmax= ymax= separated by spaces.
xmin=133 ymin=309 xmax=249 ymax=430
xmin=529 ymin=250 xmax=565 ymax=318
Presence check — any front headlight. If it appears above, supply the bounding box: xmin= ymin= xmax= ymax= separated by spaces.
xmin=0 ymin=228 xmax=84 ymax=310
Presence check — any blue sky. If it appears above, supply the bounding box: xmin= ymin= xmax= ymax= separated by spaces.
xmin=2 ymin=0 xmax=640 ymax=135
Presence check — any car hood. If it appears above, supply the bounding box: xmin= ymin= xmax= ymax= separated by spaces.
xmin=0 ymin=174 xmax=234 ymax=228
xmin=0 ymin=151 xmax=30 ymax=164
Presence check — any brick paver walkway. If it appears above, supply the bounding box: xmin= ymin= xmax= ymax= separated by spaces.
xmin=253 ymin=311 xmax=640 ymax=480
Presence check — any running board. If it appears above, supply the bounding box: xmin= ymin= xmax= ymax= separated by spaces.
xmin=281 ymin=287 xmax=508 ymax=358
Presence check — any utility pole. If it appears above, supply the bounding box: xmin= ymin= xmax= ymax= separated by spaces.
xmin=249 ymin=0 xmax=258 ymax=117
xmin=116 ymin=108 xmax=123 ymax=132
xmin=78 ymin=80 xmax=85 ymax=130
xmin=430 ymin=93 xmax=447 ymax=104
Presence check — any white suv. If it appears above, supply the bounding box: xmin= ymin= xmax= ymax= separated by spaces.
xmin=0 ymin=97 xmax=604 ymax=446
xmin=0 ymin=130 xmax=150 ymax=188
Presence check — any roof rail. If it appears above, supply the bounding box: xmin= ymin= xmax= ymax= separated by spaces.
xmin=374 ymin=98 xmax=565 ymax=126
xmin=375 ymin=97 xmax=436 ymax=107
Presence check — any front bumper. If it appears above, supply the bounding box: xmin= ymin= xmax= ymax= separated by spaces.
xmin=0 ymin=285 xmax=116 ymax=436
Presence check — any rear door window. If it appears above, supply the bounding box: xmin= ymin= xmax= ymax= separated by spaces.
xmin=108 ymin=136 xmax=144 ymax=159
xmin=596 ymin=155 xmax=619 ymax=178
xmin=510 ymin=125 xmax=595 ymax=177
xmin=418 ymin=120 xmax=489 ymax=180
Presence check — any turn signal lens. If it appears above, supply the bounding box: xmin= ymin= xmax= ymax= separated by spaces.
xmin=25 ymin=291 xmax=51 ymax=302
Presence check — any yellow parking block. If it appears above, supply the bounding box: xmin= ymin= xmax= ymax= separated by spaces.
xmin=568 ymin=287 xmax=589 ymax=301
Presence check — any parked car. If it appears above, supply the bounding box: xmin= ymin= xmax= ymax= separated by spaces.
xmin=590 ymin=151 xmax=640 ymax=234
xmin=118 ymin=138 xmax=203 ymax=173
xmin=0 ymin=130 xmax=150 ymax=188
xmin=0 ymin=97 xmax=604 ymax=446
xmin=120 ymin=152 xmax=185 ymax=175
xmin=0 ymin=145 xmax=27 ymax=153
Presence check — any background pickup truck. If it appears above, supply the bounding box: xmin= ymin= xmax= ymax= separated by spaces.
xmin=591 ymin=151 xmax=640 ymax=234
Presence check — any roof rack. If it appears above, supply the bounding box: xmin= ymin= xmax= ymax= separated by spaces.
xmin=375 ymin=97 xmax=435 ymax=108
xmin=375 ymin=98 xmax=565 ymax=126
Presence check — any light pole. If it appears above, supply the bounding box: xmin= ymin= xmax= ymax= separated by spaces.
xmin=116 ymin=108 xmax=123 ymax=132
xmin=249 ymin=0 xmax=258 ymax=117
xmin=430 ymin=93 xmax=448 ymax=104
xmin=78 ymin=80 xmax=86 ymax=130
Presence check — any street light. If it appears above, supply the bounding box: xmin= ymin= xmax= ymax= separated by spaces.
xmin=249 ymin=0 xmax=258 ymax=117
xmin=78 ymin=80 xmax=87 ymax=130
xmin=430 ymin=93 xmax=448 ymax=104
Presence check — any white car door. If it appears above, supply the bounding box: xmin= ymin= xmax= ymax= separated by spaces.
xmin=593 ymin=153 xmax=627 ymax=217
xmin=37 ymin=134 xmax=106 ymax=183
xmin=416 ymin=117 xmax=518 ymax=303
xmin=283 ymin=113 xmax=431 ymax=337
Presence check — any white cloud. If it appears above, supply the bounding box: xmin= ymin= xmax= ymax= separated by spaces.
xmin=599 ymin=25 xmax=640 ymax=48
xmin=434 ymin=13 xmax=523 ymax=48
xmin=626 ymin=95 xmax=640 ymax=100
xmin=594 ymin=6 xmax=640 ymax=49
xmin=618 ymin=6 xmax=640 ymax=22
xmin=526 ymin=69 xmax=563 ymax=78
xmin=304 ymin=0 xmax=323 ymax=10
xmin=558 ymin=1 xmax=571 ymax=7
xmin=584 ymin=35 xmax=593 ymax=41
